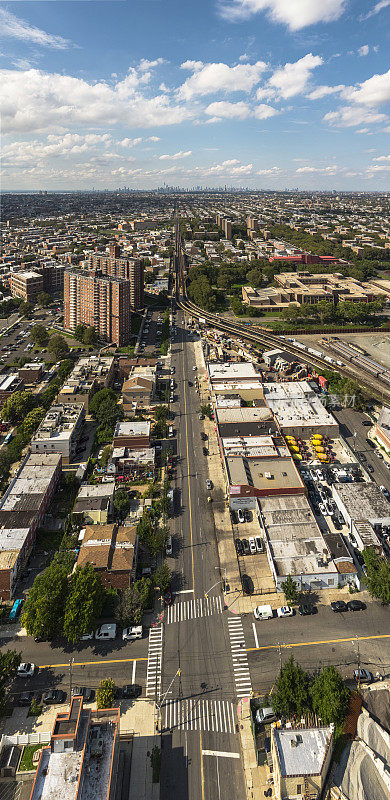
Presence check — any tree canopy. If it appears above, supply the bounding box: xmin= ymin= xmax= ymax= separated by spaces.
xmin=363 ymin=548 xmax=390 ymax=605
xmin=48 ymin=334 xmax=69 ymax=361
xmin=272 ymin=656 xmax=311 ymax=718
xmin=0 ymin=649 xmax=21 ymax=713
xmin=97 ymin=678 xmax=116 ymax=708
xmin=310 ymin=666 xmax=349 ymax=724
xmin=30 ymin=324 xmax=49 ymax=347
xmin=21 ymin=562 xmax=69 ymax=640
xmin=63 ymin=564 xmax=104 ymax=644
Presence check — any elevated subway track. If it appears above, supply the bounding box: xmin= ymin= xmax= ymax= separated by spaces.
xmin=172 ymin=225 xmax=390 ymax=403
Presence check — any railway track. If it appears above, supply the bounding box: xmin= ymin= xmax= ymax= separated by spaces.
xmin=172 ymin=215 xmax=390 ymax=403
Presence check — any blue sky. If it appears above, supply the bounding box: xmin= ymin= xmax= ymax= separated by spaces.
xmin=1 ymin=0 xmax=390 ymax=190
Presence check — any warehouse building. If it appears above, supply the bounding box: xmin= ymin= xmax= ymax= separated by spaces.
xmin=263 ymin=381 xmax=339 ymax=439
xmin=332 ymin=482 xmax=390 ymax=529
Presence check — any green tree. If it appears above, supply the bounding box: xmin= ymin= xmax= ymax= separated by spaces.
xmin=74 ymin=324 xmax=87 ymax=342
xmin=154 ymin=563 xmax=171 ymax=593
xmin=1 ymin=391 xmax=36 ymax=423
xmin=21 ymin=562 xmax=69 ymax=640
xmin=363 ymin=548 xmax=390 ymax=604
xmin=21 ymin=407 xmax=46 ymax=439
xmin=154 ymin=405 xmax=169 ymax=424
xmin=272 ymin=656 xmax=311 ymax=718
xmin=90 ymin=388 xmax=119 ymax=427
xmin=100 ymin=445 xmax=113 ymax=468
xmin=37 ymin=292 xmax=51 ymax=308
xmin=63 ymin=564 xmax=104 ymax=644
xmin=30 ymin=324 xmax=49 ymax=348
xmin=84 ymin=326 xmax=98 ymax=347
xmin=148 ymin=525 xmax=169 ymax=556
xmin=311 ymin=666 xmax=349 ymax=724
xmin=48 ymin=334 xmax=69 ymax=361
xmin=97 ymin=678 xmax=116 ymax=708
xmin=114 ymin=487 xmax=130 ymax=518
xmin=281 ymin=575 xmax=300 ymax=604
xmin=0 ymin=650 xmax=21 ymax=713
xmin=19 ymin=300 xmax=33 ymax=317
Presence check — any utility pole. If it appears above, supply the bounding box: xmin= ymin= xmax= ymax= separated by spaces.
xmin=69 ymin=657 xmax=74 ymax=698
xmin=278 ymin=643 xmax=283 ymax=672
xmin=356 ymin=635 xmax=361 ymax=690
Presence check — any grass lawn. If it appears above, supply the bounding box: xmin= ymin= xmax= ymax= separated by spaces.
xmin=19 ymin=744 xmax=43 ymax=771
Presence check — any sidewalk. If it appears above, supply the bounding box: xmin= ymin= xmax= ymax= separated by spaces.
xmin=121 ymin=699 xmax=160 ymax=800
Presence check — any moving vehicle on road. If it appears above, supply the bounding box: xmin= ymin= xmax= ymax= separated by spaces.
xmin=17 ymin=663 xmax=36 ymax=678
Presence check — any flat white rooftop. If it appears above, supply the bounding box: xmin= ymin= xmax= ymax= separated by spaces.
xmin=208 ymin=362 xmax=261 ymax=382
xmin=273 ymin=726 xmax=334 ymax=777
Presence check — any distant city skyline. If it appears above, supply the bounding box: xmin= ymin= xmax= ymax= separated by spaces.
xmin=1 ymin=0 xmax=390 ymax=191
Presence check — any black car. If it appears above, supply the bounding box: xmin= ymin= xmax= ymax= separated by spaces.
xmin=188 ymin=381 xmax=193 ymax=386
xmin=122 ymin=684 xmax=142 ymax=699
xmin=362 ymin=420 xmax=372 ymax=426
xmin=347 ymin=600 xmax=366 ymax=611
xmin=43 ymin=689 xmax=66 ymax=705
xmin=298 ymin=604 xmax=317 ymax=616
xmin=366 ymin=464 xmax=374 ymax=473
xmin=201 ymin=432 xmax=207 ymax=441
xmin=235 ymin=539 xmax=244 ymax=556
xmin=241 ymin=539 xmax=250 ymax=555
xmin=72 ymin=686 xmax=95 ymax=702
xmin=203 ymin=447 xmax=208 ymax=456
xmin=359 ymin=453 xmax=367 ymax=462
xmin=17 ymin=691 xmax=35 ymax=707
xmin=331 ymin=600 xmax=348 ymax=613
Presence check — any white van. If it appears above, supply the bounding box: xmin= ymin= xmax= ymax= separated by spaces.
xmin=122 ymin=626 xmax=143 ymax=641
xmin=168 ymin=426 xmax=174 ymax=438
xmin=166 ymin=536 xmax=173 ymax=556
xmin=95 ymin=623 xmax=117 ymax=640
xmin=253 ymin=605 xmax=273 ymax=621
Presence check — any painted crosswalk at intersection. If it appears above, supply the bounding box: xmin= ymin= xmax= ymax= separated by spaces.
xmin=227 ymin=616 xmax=252 ymax=699
xmin=146 ymin=626 xmax=163 ymax=699
xmin=162 ymin=698 xmax=236 ymax=733
xmin=166 ymin=594 xmax=223 ymax=624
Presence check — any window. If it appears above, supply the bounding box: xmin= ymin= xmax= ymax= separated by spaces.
xmin=297 ymin=786 xmax=302 ymax=795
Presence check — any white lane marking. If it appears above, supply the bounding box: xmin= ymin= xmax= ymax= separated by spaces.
xmin=202 ymin=751 xmax=240 ymax=759
xmin=131 ymin=660 xmax=136 ymax=684
xmin=252 ymin=622 xmax=259 ymax=649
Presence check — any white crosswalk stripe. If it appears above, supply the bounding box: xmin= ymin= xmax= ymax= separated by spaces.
xmin=146 ymin=626 xmax=163 ymax=699
xmin=162 ymin=698 xmax=236 ymax=733
xmin=166 ymin=594 xmax=223 ymax=624
xmin=227 ymin=617 xmax=252 ymax=699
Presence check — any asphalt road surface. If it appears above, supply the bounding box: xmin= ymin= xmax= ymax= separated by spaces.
xmin=333 ymin=406 xmax=390 ymax=488
xmin=159 ymin=311 xmax=247 ymax=800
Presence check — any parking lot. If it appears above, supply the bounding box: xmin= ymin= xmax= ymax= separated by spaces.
xmin=231 ymin=510 xmax=275 ymax=594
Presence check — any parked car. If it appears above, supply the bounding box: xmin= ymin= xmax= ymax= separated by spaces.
xmin=198 ymin=413 xmax=204 ymax=420
xmin=277 ymin=606 xmax=294 ymax=618
xmin=43 ymin=689 xmax=66 ymax=705
xmin=254 ymin=605 xmax=273 ymax=621
xmin=237 ymin=509 xmax=245 ymax=524
xmin=203 ymin=447 xmax=208 ymax=456
xmin=241 ymin=539 xmax=250 ymax=555
xmin=331 ymin=600 xmax=348 ymax=613
xmin=298 ymin=604 xmax=317 ymax=616
xmin=255 ymin=706 xmax=277 ymax=724
xmin=122 ymin=684 xmax=142 ymax=699
xmin=122 ymin=626 xmax=143 ymax=641
xmin=95 ymin=623 xmax=117 ymax=640
xmin=353 ymin=668 xmax=373 ymax=683
xmin=235 ymin=539 xmax=244 ymax=556
xmin=255 ymin=536 xmax=263 ymax=553
xmin=17 ymin=691 xmax=35 ymax=707
xmin=206 ymin=479 xmax=212 ymax=490
xmin=347 ymin=600 xmax=366 ymax=611
xmin=17 ymin=663 xmax=36 ymax=678
xmin=201 ymin=432 xmax=207 ymax=441
xmin=72 ymin=686 xmax=95 ymax=702
xmin=248 ymin=537 xmax=257 ymax=555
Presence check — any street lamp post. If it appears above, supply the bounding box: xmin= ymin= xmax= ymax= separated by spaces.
xmin=69 ymin=657 xmax=74 ymax=698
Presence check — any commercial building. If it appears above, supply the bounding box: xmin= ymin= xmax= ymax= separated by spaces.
xmin=10 ymin=270 xmax=44 ymax=301
xmin=29 ymin=696 xmax=120 ymax=800
xmin=58 ymin=355 xmax=114 ymax=412
xmin=73 ymin=481 xmax=115 ymax=525
xmin=242 ymin=272 xmax=390 ymax=310
xmin=208 ymin=362 xmax=264 ymax=404
xmin=64 ymin=269 xmax=131 ymax=346
xmin=227 ymin=456 xmax=305 ymax=507
xmin=0 ymin=374 xmax=24 ymax=407
xmin=259 ymin=495 xmax=358 ymax=592
xmin=86 ymin=247 xmax=144 ymax=309
xmin=113 ymin=420 xmax=150 ymax=450
xmin=374 ymin=406 xmax=390 ymax=453
xmin=0 ymin=453 xmax=61 ymax=600
xmin=76 ymin=523 xmax=138 ymax=588
xmin=271 ymin=724 xmax=334 ymax=800
xmin=31 ymin=403 xmax=85 ymax=464
xmin=332 ymin=481 xmax=390 ymax=533
xmin=18 ymin=362 xmax=44 ymax=384
xmin=263 ymin=381 xmax=339 ymax=439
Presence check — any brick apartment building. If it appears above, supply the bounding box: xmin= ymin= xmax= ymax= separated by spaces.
xmin=64 ymin=269 xmax=131 ymax=346
xmin=10 ymin=271 xmax=44 ymax=301
xmin=86 ymin=245 xmax=144 ymax=309
xmin=76 ymin=523 xmax=138 ymax=589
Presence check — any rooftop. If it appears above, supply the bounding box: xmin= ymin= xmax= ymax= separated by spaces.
xmin=114 ymin=420 xmax=150 ymax=438
xmin=264 ymin=381 xmax=338 ymax=430
xmin=273 ymin=725 xmax=334 ymax=777
xmin=333 ymin=482 xmax=390 ymax=524
xmin=227 ymin=456 xmax=304 ymax=494
xmin=208 ymin=362 xmax=261 ymax=382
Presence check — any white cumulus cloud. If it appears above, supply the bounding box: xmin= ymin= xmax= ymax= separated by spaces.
xmin=178 ymin=60 xmax=267 ymax=100
xmin=267 ymin=53 xmax=323 ymax=99
xmin=217 ymin=0 xmax=345 ymax=30
xmin=159 ymin=150 xmax=192 ymax=160
xmin=358 ymin=45 xmax=370 ymax=56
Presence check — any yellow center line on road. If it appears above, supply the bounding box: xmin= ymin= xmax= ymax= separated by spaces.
xmin=39 ymin=657 xmax=148 ymax=669
xmin=247 ymin=632 xmax=390 ymax=653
